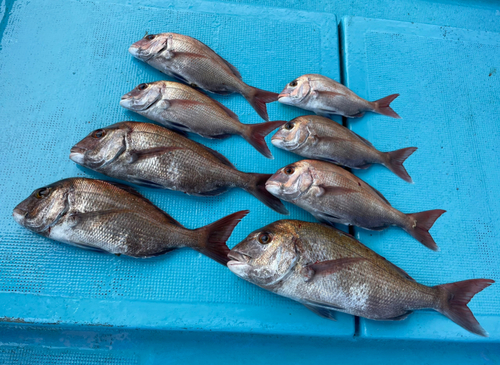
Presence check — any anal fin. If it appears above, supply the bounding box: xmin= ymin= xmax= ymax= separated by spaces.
xmin=301 ymin=301 xmax=344 ymax=321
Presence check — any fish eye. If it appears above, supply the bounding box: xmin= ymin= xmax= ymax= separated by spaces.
xmin=284 ymin=122 xmax=295 ymax=130
xmin=289 ymin=80 xmax=298 ymax=87
xmin=145 ymin=34 xmax=156 ymax=40
xmin=284 ymin=166 xmax=295 ymax=175
xmin=137 ymin=83 xmax=148 ymax=90
xmin=92 ymin=129 xmax=106 ymax=139
xmin=258 ymin=232 xmax=272 ymax=245
xmin=35 ymin=188 xmax=50 ymax=199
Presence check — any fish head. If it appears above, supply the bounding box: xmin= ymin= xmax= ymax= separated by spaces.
xmin=69 ymin=123 xmax=129 ymax=169
xmin=228 ymin=220 xmax=299 ymax=287
xmin=129 ymin=33 xmax=170 ymax=61
xmin=120 ymin=81 xmax=163 ymax=111
xmin=13 ymin=179 xmax=71 ymax=235
xmin=278 ymin=75 xmax=311 ymax=106
xmin=271 ymin=117 xmax=310 ymax=151
xmin=265 ymin=161 xmax=314 ymax=200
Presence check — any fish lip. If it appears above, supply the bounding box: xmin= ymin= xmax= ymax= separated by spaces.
xmin=128 ymin=45 xmax=139 ymax=57
xmin=278 ymin=93 xmax=287 ymax=99
xmin=69 ymin=147 xmax=86 ymax=164
xmin=265 ymin=180 xmax=281 ymax=195
xmin=12 ymin=207 xmax=27 ymax=224
xmin=70 ymin=146 xmax=86 ymax=154
xmin=227 ymin=251 xmax=251 ymax=263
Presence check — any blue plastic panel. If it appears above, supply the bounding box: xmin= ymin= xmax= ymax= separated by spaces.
xmin=0 ymin=0 xmax=349 ymax=335
xmin=342 ymin=16 xmax=500 ymax=340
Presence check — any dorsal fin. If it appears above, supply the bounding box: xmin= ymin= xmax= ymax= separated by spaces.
xmin=352 ymin=132 xmax=375 ymax=148
xmin=202 ymin=145 xmax=236 ymax=169
xmin=220 ymin=57 xmax=242 ymax=79
xmin=377 ymin=254 xmax=415 ymax=281
xmin=210 ymin=97 xmax=240 ymax=121
xmin=105 ymin=180 xmax=183 ymax=227
xmin=363 ymin=182 xmax=391 ymax=206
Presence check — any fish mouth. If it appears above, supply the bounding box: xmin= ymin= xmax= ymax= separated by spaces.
xmin=278 ymin=93 xmax=288 ymax=99
xmin=69 ymin=146 xmax=86 ymax=164
xmin=128 ymin=45 xmax=139 ymax=57
xmin=265 ymin=180 xmax=281 ymax=195
xmin=270 ymin=136 xmax=285 ymax=148
xmin=12 ymin=207 xmax=27 ymax=224
xmin=227 ymin=251 xmax=251 ymax=263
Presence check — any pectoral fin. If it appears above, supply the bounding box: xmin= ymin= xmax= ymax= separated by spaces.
xmin=314 ymin=185 xmax=357 ymax=197
xmin=301 ymin=257 xmax=366 ymax=282
xmin=127 ymin=147 xmax=184 ymax=163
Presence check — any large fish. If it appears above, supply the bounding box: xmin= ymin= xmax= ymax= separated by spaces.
xmin=129 ymin=33 xmax=278 ymax=121
xmin=120 ymin=80 xmax=285 ymax=158
xmin=70 ymin=122 xmax=288 ymax=215
xmin=271 ymin=115 xmax=417 ymax=182
xmin=265 ymin=160 xmax=445 ymax=250
xmin=12 ymin=178 xmax=249 ymax=265
xmin=278 ymin=74 xmax=400 ymax=119
xmin=227 ymin=220 xmax=494 ymax=336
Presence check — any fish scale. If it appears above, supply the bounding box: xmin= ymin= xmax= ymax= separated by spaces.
xmin=13 ymin=178 xmax=249 ymax=265
xmin=70 ymin=122 xmax=288 ymax=214
xmin=228 ymin=220 xmax=493 ymax=336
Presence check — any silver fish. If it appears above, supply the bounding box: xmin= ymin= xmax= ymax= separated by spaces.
xmin=271 ymin=115 xmax=417 ymax=182
xmin=278 ymin=74 xmax=400 ymax=118
xmin=227 ymin=220 xmax=494 ymax=336
xmin=120 ymin=80 xmax=285 ymax=158
xmin=129 ymin=33 xmax=278 ymax=121
xmin=13 ymin=178 xmax=249 ymax=265
xmin=70 ymin=122 xmax=288 ymax=215
xmin=265 ymin=160 xmax=445 ymax=250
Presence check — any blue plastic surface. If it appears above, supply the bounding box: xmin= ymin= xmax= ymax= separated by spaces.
xmin=0 ymin=0 xmax=350 ymax=337
xmin=1 ymin=0 xmax=500 ymax=362
xmin=342 ymin=16 xmax=500 ymax=341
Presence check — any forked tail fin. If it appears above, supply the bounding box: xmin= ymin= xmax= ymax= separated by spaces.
xmin=242 ymin=120 xmax=286 ymax=158
xmin=435 ymin=279 xmax=495 ymax=336
xmin=195 ymin=210 xmax=249 ymax=266
xmin=373 ymin=94 xmax=401 ymax=119
xmin=243 ymin=173 xmax=289 ymax=215
xmin=405 ymin=209 xmax=446 ymax=250
xmin=243 ymin=86 xmax=279 ymax=121
xmin=384 ymin=147 xmax=418 ymax=183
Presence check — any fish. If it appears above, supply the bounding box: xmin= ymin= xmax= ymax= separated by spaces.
xmin=265 ymin=160 xmax=445 ymax=250
xmin=271 ymin=115 xmax=417 ymax=182
xmin=278 ymin=74 xmax=400 ymax=119
xmin=227 ymin=220 xmax=494 ymax=336
xmin=69 ymin=122 xmax=288 ymax=215
xmin=129 ymin=33 xmax=278 ymax=121
xmin=120 ymin=80 xmax=285 ymax=158
xmin=12 ymin=177 xmax=249 ymax=265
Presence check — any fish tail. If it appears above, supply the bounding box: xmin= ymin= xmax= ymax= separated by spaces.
xmin=242 ymin=120 xmax=286 ymax=158
xmin=384 ymin=147 xmax=418 ymax=183
xmin=242 ymin=86 xmax=279 ymax=121
xmin=194 ymin=210 xmax=249 ymax=266
xmin=405 ymin=209 xmax=446 ymax=250
xmin=372 ymin=94 xmax=401 ymax=119
xmin=243 ymin=173 xmax=289 ymax=215
xmin=435 ymin=279 xmax=494 ymax=336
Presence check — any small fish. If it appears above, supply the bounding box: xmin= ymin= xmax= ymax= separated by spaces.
xmin=227 ymin=220 xmax=494 ymax=336
xmin=271 ymin=115 xmax=417 ymax=182
xmin=265 ymin=160 xmax=445 ymax=250
xmin=13 ymin=178 xmax=249 ymax=265
xmin=70 ymin=122 xmax=288 ymax=215
xmin=120 ymin=81 xmax=285 ymax=158
xmin=129 ymin=33 xmax=278 ymax=121
xmin=278 ymin=74 xmax=400 ymax=119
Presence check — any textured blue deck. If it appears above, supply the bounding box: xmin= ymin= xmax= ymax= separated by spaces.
xmin=343 ymin=16 xmax=500 ymax=341
xmin=1 ymin=0 xmax=500 ymax=363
